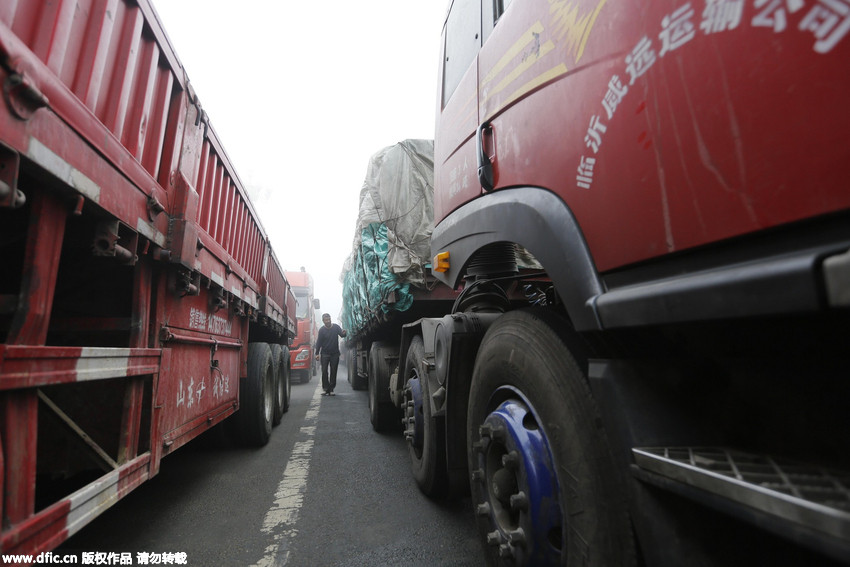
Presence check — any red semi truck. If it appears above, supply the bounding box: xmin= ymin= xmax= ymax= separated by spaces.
xmin=0 ymin=0 xmax=295 ymax=558
xmin=354 ymin=1 xmax=850 ymax=566
xmin=284 ymin=269 xmax=319 ymax=383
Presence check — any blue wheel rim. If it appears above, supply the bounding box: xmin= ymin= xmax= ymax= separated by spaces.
xmin=472 ymin=390 xmax=562 ymax=565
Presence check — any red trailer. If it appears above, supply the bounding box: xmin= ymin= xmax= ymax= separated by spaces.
xmin=0 ymin=0 xmax=295 ymax=558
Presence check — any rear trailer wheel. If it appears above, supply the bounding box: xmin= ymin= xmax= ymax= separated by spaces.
xmin=369 ymin=341 xmax=399 ymax=432
xmin=270 ymin=344 xmax=289 ymax=425
xmin=467 ymin=309 xmax=634 ymax=567
xmin=404 ymin=336 xmax=449 ymax=497
xmin=352 ymin=346 xmax=368 ymax=390
xmin=281 ymin=346 xmax=291 ymax=413
xmin=346 ymin=346 xmax=357 ymax=386
xmin=240 ymin=342 xmax=275 ymax=446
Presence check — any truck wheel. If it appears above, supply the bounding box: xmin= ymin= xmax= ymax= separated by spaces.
xmin=369 ymin=342 xmax=399 ymax=432
xmin=404 ymin=336 xmax=449 ymax=497
xmin=270 ymin=344 xmax=291 ymax=425
xmin=270 ymin=344 xmax=283 ymax=425
xmin=240 ymin=342 xmax=275 ymax=446
xmin=467 ymin=309 xmax=634 ymax=566
xmin=352 ymin=347 xmax=368 ymax=391
xmin=346 ymin=346 xmax=357 ymax=386
xmin=282 ymin=347 xmax=291 ymax=412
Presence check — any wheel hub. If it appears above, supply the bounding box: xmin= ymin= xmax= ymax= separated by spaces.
xmin=471 ymin=396 xmax=562 ymax=565
xmin=403 ymin=372 xmax=424 ymax=451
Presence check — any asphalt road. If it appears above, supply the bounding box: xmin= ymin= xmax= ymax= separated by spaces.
xmin=59 ymin=364 xmax=483 ymax=567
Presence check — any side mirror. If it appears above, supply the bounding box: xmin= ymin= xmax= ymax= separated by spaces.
xmin=313 ymin=298 xmax=321 ymax=310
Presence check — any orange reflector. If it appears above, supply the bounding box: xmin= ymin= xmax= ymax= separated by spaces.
xmin=433 ymin=251 xmax=450 ymax=273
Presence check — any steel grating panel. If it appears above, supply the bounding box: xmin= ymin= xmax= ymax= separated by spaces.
xmin=633 ymin=447 xmax=850 ymax=541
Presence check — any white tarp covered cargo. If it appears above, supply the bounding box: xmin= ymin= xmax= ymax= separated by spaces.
xmin=340 ymin=140 xmax=434 ymax=334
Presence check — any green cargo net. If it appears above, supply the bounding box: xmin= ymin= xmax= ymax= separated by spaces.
xmin=341 ymin=222 xmax=414 ymax=335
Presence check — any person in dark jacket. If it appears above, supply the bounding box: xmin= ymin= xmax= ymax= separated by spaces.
xmin=314 ymin=313 xmax=347 ymax=396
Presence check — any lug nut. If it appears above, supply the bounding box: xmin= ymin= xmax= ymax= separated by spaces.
xmin=475 ymin=502 xmax=491 ymax=516
xmin=498 ymin=544 xmax=515 ymax=558
xmin=502 ymin=450 xmax=520 ymax=470
xmin=490 ymin=425 xmax=506 ymax=443
xmin=507 ymin=528 xmax=526 ymax=547
xmin=471 ymin=468 xmax=485 ymax=483
xmin=486 ymin=530 xmax=504 ymax=546
xmin=509 ymin=491 xmax=529 ymax=511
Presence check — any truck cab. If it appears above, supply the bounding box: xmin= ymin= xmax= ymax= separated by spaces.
xmin=419 ymin=1 xmax=850 ymax=566
xmin=433 ymin=0 xmax=850 ymax=325
xmin=285 ymin=270 xmax=320 ymax=383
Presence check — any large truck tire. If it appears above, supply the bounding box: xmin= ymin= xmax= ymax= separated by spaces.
xmin=466 ymin=309 xmax=634 ymax=566
xmin=404 ymin=335 xmax=449 ymax=497
xmin=368 ymin=341 xmax=399 ymax=432
xmin=351 ymin=346 xmax=368 ymax=391
xmin=283 ymin=348 xmax=291 ymax=410
xmin=282 ymin=346 xmax=291 ymax=411
xmin=240 ymin=342 xmax=275 ymax=447
xmin=346 ymin=346 xmax=357 ymax=386
xmin=270 ymin=343 xmax=291 ymax=425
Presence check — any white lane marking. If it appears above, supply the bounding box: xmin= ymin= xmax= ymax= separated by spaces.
xmin=255 ymin=380 xmax=323 ymax=567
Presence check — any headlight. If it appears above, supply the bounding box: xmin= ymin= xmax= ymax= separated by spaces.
xmin=295 ymin=350 xmax=310 ymax=361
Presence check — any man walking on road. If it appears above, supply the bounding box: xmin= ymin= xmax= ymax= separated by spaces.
xmin=315 ymin=313 xmax=347 ymax=396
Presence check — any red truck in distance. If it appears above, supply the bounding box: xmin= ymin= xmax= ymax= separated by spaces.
xmin=1 ymin=0 xmax=295 ymax=558
xmin=285 ymin=269 xmax=320 ymax=383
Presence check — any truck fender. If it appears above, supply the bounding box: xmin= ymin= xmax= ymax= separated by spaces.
xmin=398 ymin=314 xmax=499 ymax=414
xmin=431 ymin=187 xmax=604 ymax=331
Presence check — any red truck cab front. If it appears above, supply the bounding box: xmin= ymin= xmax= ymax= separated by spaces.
xmin=284 ymin=270 xmax=319 ymax=383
